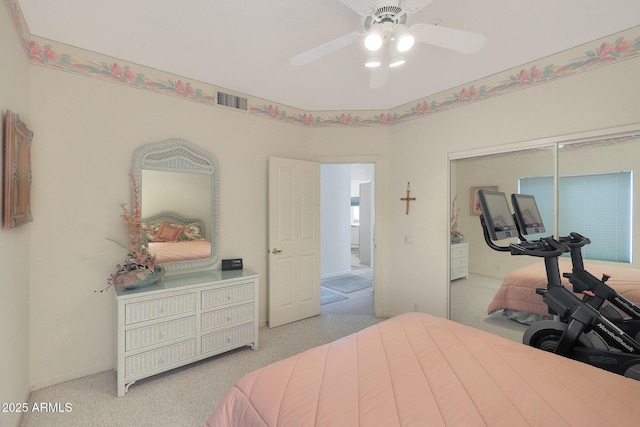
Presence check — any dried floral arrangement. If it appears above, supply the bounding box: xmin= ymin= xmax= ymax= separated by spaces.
xmin=450 ymin=195 xmax=464 ymax=243
xmin=99 ymin=172 xmax=160 ymax=292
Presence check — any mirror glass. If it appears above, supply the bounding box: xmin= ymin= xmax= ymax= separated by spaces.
xmin=558 ymin=135 xmax=640 ymax=268
xmin=450 ymin=127 xmax=640 ymax=342
xmin=132 ymin=139 xmax=219 ymax=272
xmin=449 ymin=145 xmax=555 ymax=341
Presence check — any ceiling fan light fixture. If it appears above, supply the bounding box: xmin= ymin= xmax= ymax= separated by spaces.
xmin=365 ymin=55 xmax=382 ymax=68
xmin=364 ymin=31 xmax=383 ymax=51
xmin=396 ymin=34 xmax=415 ymax=52
xmin=389 ymin=55 xmax=405 ymax=68
xmin=394 ymin=25 xmax=415 ymax=52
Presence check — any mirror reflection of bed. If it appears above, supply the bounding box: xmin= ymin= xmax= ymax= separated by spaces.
xmin=142 ymin=211 xmax=211 ymax=263
xmin=142 ymin=170 xmax=211 ymax=263
xmin=449 ymin=129 xmax=640 ymax=343
xmin=141 ymin=169 xmax=212 ymax=264
xmin=131 ymin=139 xmax=220 ymax=274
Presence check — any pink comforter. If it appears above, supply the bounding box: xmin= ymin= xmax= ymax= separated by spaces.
xmin=488 ymin=258 xmax=640 ymax=316
xmin=148 ymin=240 xmax=211 ymax=263
xmin=205 ymin=312 xmax=640 ymax=427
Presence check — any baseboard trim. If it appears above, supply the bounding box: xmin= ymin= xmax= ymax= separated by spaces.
xmin=30 ymin=361 xmax=113 ymax=391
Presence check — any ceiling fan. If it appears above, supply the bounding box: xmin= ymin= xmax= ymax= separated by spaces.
xmin=290 ymin=0 xmax=487 ymax=88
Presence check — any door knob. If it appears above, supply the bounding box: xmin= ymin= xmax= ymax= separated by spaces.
xmin=272 ymin=248 xmax=283 ymax=254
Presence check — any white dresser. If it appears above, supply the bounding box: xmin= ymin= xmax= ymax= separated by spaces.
xmin=115 ymin=269 xmax=259 ymax=396
xmin=450 ymin=243 xmax=469 ymax=280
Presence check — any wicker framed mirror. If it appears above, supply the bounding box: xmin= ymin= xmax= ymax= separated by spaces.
xmin=132 ymin=138 xmax=220 ymax=272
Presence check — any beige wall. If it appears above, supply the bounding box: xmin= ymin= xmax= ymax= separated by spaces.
xmin=26 ymin=69 xmax=398 ymax=389
xmin=387 ymin=57 xmax=640 ymax=319
xmin=4 ymin=1 xmax=640 ymax=413
xmin=27 ymin=67 xmax=314 ymax=389
xmin=0 ymin=5 xmax=31 ymax=427
xmin=27 ymin=53 xmax=640 ymax=391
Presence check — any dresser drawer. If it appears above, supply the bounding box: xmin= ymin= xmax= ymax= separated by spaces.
xmin=125 ymin=293 xmax=196 ymax=325
xmin=452 ymin=256 xmax=467 ymax=268
xmin=452 ymin=266 xmax=468 ymax=279
xmin=451 ymin=245 xmax=467 ymax=258
xmin=125 ymin=339 xmax=196 ymax=378
xmin=201 ymin=282 xmax=255 ymax=309
xmin=201 ymin=303 xmax=255 ymax=333
xmin=201 ymin=323 xmax=255 ymax=354
xmin=125 ymin=316 xmax=196 ymax=352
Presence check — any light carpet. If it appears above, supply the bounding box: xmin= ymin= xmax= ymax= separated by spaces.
xmin=450 ymin=274 xmax=527 ymax=343
xmin=19 ymin=313 xmax=384 ymax=427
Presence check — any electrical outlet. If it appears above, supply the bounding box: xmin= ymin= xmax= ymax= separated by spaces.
xmin=404 ymin=235 xmax=413 ymax=244
xmin=414 ymin=303 xmax=419 ymax=312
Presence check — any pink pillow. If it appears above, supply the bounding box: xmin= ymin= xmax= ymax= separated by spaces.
xmin=152 ymin=222 xmax=184 ymax=242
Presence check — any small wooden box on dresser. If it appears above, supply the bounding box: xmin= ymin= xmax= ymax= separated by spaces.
xmin=451 ymin=242 xmax=469 ymax=280
xmin=115 ymin=269 xmax=259 ymax=396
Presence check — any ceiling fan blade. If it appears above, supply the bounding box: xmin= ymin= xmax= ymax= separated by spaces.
xmin=337 ymin=0 xmax=374 ymax=15
xmin=401 ymin=0 xmax=435 ymax=13
xmin=370 ymin=64 xmax=389 ymax=89
xmin=411 ymin=23 xmax=487 ymax=54
xmin=290 ymin=32 xmax=361 ymax=66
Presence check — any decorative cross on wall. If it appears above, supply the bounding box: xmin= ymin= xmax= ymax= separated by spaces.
xmin=401 ymin=182 xmax=416 ymax=215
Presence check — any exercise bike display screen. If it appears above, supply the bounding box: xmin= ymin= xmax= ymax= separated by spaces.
xmin=511 ymin=193 xmax=546 ymax=235
xmin=477 ymin=190 xmax=519 ymax=241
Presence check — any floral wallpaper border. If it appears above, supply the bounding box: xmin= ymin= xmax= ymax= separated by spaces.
xmin=4 ymin=0 xmax=640 ymax=128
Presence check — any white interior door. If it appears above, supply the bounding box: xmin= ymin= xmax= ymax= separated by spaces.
xmin=268 ymin=157 xmax=321 ymax=328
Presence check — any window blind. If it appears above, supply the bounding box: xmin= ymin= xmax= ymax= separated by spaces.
xmin=519 ymin=171 xmax=632 ymax=262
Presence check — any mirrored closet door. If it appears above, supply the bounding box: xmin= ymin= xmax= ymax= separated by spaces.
xmin=449 ymin=145 xmax=555 ymax=340
xmin=449 ymin=125 xmax=640 ymax=341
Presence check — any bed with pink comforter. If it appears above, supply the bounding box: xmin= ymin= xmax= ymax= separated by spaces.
xmin=205 ymin=312 xmax=640 ymax=427
xmin=142 ymin=211 xmax=211 ymax=263
xmin=148 ymin=240 xmax=211 ymax=263
xmin=488 ymin=258 xmax=640 ymax=317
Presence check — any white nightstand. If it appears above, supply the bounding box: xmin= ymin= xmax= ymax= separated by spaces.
xmin=451 ymin=242 xmax=469 ymax=280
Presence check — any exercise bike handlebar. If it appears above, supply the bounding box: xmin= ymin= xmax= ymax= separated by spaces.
xmin=560 ymin=232 xmax=591 ymax=248
xmin=509 ymin=237 xmax=567 ymax=258
xmin=559 ymin=232 xmax=591 ymax=271
xmin=480 ymin=214 xmax=567 ymax=258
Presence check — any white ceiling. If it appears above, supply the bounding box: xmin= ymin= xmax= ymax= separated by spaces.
xmin=17 ymin=0 xmax=640 ymax=111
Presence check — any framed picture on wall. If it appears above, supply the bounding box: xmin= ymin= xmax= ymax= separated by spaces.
xmin=3 ymin=110 xmax=34 ymax=228
xmin=470 ymin=185 xmax=498 ymax=216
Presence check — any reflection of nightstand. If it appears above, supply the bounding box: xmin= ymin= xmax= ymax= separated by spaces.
xmin=451 ymin=243 xmax=469 ymax=280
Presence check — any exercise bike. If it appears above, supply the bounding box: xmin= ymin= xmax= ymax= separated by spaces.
xmin=477 ymin=189 xmax=640 ymax=379
xmin=559 ymin=232 xmax=640 ymax=340
xmin=509 ymin=193 xmax=640 ymax=341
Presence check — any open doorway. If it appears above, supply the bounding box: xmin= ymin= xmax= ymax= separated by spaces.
xmin=320 ymin=163 xmax=375 ymax=315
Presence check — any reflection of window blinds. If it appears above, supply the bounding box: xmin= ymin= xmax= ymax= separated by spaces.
xmin=519 ymin=171 xmax=633 ymax=263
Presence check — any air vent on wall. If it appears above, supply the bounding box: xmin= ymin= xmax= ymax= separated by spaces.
xmin=217 ymin=92 xmax=248 ymax=111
